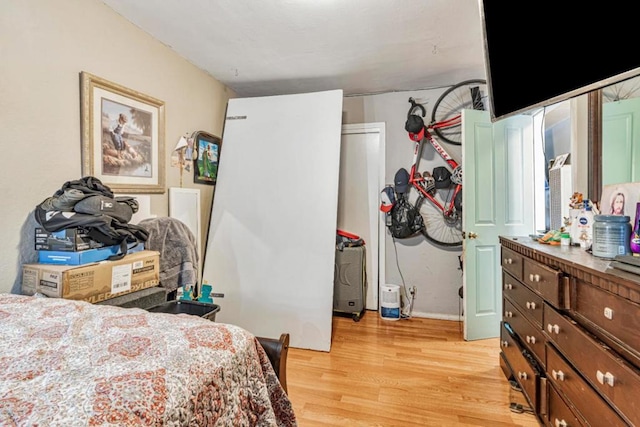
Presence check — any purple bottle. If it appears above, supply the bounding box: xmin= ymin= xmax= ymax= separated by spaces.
xmin=630 ymin=202 xmax=640 ymax=254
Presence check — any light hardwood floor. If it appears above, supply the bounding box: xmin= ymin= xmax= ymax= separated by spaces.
xmin=286 ymin=312 xmax=541 ymax=427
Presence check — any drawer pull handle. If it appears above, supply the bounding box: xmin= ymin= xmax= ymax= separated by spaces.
xmin=504 ymin=258 xmax=513 ymax=264
xmin=502 ymin=340 xmax=508 ymax=348
xmin=505 ymin=311 xmax=513 ymax=318
xmin=526 ymin=301 xmax=537 ymax=310
xmin=547 ymin=323 xmax=560 ymax=334
xmin=518 ymin=371 xmax=528 ymax=380
xmin=505 ymin=283 xmax=513 ymax=290
xmin=526 ymin=335 xmax=536 ymax=344
xmin=596 ymin=370 xmax=615 ymax=387
xmin=554 ymin=419 xmax=568 ymax=427
xmin=552 ymin=369 xmax=565 ymax=381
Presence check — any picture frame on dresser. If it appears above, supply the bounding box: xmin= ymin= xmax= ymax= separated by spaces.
xmin=80 ymin=71 xmax=166 ymax=194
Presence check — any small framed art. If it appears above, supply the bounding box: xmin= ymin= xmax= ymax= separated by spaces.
xmin=193 ymin=131 xmax=222 ymax=185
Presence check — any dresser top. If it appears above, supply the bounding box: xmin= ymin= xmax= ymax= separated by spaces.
xmin=500 ymin=236 xmax=640 ymax=300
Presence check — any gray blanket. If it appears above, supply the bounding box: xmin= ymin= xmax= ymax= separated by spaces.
xmin=138 ymin=217 xmax=198 ymax=291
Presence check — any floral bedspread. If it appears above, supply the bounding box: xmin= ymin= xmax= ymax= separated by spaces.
xmin=0 ymin=294 xmax=297 ymax=426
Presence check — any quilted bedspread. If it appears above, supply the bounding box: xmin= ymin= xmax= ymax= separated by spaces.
xmin=0 ymin=294 xmax=297 ymax=426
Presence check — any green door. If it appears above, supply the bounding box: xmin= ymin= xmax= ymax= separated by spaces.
xmin=462 ymin=109 xmax=535 ymax=340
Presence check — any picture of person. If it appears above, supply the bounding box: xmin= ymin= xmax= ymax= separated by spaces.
xmin=203 ymin=144 xmax=213 ymax=177
xmin=110 ymin=113 xmax=128 ymax=157
xmin=610 ymin=191 xmax=626 ymax=215
xmin=101 ymin=99 xmax=152 ymax=178
xmin=193 ymin=131 xmax=221 ymax=185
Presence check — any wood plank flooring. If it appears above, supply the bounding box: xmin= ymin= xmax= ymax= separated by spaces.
xmin=286 ymin=312 xmax=540 ymax=427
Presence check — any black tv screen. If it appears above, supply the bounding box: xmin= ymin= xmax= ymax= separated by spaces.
xmin=479 ymin=1 xmax=640 ymax=122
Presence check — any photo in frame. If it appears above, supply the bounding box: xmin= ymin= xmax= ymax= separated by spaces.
xmin=601 ymin=182 xmax=640 ymax=225
xmin=80 ymin=72 xmax=165 ymax=193
xmin=193 ymin=131 xmax=222 ymax=185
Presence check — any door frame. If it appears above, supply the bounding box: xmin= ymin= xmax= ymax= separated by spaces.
xmin=341 ymin=122 xmax=386 ymax=310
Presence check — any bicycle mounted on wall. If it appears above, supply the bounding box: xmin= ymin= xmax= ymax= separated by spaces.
xmin=394 ymin=79 xmax=488 ymax=247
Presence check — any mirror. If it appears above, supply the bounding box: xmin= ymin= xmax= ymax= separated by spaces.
xmin=589 ymin=74 xmax=640 ymax=204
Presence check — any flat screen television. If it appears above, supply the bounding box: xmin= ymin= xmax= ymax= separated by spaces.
xmin=479 ymin=1 xmax=640 ymax=122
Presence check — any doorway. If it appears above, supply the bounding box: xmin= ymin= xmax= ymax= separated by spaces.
xmin=337 ymin=123 xmax=386 ymax=311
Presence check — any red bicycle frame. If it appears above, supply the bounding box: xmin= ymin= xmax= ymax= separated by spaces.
xmin=408 ymin=127 xmax=461 ymax=216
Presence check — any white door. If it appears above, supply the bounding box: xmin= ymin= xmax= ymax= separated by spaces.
xmin=462 ymin=109 xmax=534 ymax=340
xmin=338 ymin=123 xmax=386 ymax=310
xmin=200 ymin=90 xmax=343 ymax=352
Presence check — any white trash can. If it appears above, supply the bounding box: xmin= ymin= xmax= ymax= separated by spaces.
xmin=380 ymin=284 xmax=401 ymax=321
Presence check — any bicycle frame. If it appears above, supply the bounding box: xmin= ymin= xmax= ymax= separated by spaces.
xmin=408 ymin=127 xmax=461 ymax=216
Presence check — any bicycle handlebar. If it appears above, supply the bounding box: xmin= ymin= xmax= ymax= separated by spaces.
xmin=407 ymin=97 xmax=426 ymax=118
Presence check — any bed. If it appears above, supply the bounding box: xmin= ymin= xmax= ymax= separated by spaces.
xmin=0 ymin=293 xmax=297 ymax=426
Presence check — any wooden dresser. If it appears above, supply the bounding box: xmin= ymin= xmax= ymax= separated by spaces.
xmin=499 ymin=236 xmax=640 ymax=426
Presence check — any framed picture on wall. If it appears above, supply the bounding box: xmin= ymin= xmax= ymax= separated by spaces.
xmin=80 ymin=71 xmax=166 ymax=193
xmin=193 ymin=131 xmax=222 ymax=185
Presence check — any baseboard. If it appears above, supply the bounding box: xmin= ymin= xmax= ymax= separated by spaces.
xmin=364 ymin=308 xmax=463 ymax=322
xmin=408 ymin=311 xmax=462 ymax=321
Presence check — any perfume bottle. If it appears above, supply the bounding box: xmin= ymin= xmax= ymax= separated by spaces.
xmin=630 ymin=202 xmax=640 ymax=255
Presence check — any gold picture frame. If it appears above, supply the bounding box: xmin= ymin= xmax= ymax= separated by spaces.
xmin=80 ymin=72 xmax=165 ymax=193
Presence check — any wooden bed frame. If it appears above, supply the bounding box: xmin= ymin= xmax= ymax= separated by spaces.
xmin=256 ymin=333 xmax=289 ymax=393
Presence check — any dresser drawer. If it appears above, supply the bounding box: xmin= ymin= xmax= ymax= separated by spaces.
xmin=502 ymin=247 xmax=524 ymax=281
xmin=503 ymin=271 xmax=543 ymax=327
xmin=547 ymin=381 xmax=585 ymax=427
xmin=500 ymin=322 xmax=541 ymax=413
xmin=544 ymin=304 xmax=640 ymax=425
xmin=546 ymin=343 xmax=627 ymax=426
xmin=524 ymin=259 xmax=565 ymax=309
xmin=504 ymin=298 xmax=545 ymax=368
xmin=573 ymin=280 xmax=640 ymax=359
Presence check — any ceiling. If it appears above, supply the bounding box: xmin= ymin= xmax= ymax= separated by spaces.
xmin=101 ymin=0 xmax=488 ymax=98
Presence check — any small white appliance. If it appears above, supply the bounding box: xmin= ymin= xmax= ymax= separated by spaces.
xmin=380 ymin=284 xmax=401 ymax=321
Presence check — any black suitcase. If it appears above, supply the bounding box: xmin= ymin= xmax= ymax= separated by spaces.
xmin=333 ymin=245 xmax=367 ymax=321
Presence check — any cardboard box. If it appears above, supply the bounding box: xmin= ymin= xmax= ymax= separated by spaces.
xmin=38 ymin=242 xmax=144 ymax=265
xmin=22 ymin=250 xmax=160 ymax=304
xmin=35 ymin=227 xmax=106 ymax=251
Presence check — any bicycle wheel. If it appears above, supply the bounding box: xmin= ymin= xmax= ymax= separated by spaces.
xmin=415 ymin=192 xmax=463 ymax=247
xmin=602 ymin=75 xmax=640 ymax=103
xmin=430 ymin=79 xmax=488 ymax=146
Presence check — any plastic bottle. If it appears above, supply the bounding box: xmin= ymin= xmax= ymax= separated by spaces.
xmin=630 ymin=202 xmax=640 ymax=255
xmin=576 ymin=200 xmax=595 ymax=249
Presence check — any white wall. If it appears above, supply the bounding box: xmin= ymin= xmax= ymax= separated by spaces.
xmin=0 ymin=0 xmax=478 ymax=320
xmin=0 ymin=0 xmax=233 ymax=293
xmin=343 ymin=90 xmax=465 ymax=320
